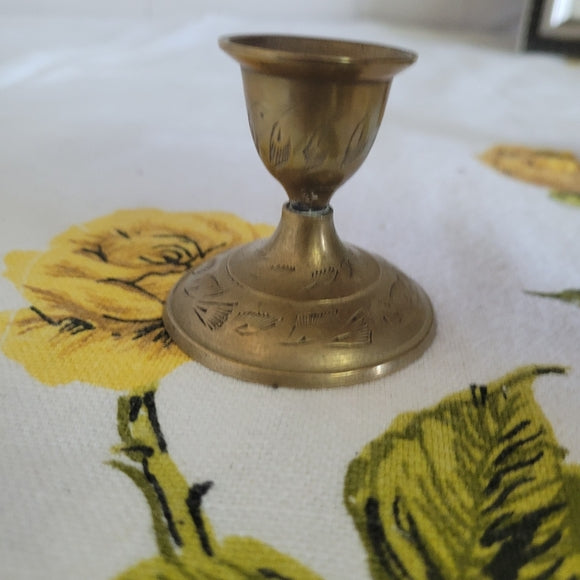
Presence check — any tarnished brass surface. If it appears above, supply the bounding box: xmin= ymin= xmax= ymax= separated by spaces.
xmin=163 ymin=35 xmax=435 ymax=388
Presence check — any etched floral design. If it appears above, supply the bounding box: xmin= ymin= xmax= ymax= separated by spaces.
xmin=0 ymin=208 xmax=271 ymax=390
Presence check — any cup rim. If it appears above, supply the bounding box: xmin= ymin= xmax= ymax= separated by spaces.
xmin=219 ymin=34 xmax=417 ymax=77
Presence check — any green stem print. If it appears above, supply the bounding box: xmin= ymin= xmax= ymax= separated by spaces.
xmin=344 ymin=365 xmax=580 ymax=580
xmin=110 ymin=390 xmax=323 ymax=580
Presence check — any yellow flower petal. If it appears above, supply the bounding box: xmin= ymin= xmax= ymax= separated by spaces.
xmin=1 ymin=308 xmax=189 ymax=390
xmin=3 ymin=251 xmax=42 ymax=289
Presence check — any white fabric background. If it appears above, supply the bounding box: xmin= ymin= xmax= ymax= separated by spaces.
xmin=0 ymin=0 xmax=526 ymax=29
xmin=1 ymin=11 xmax=579 ymax=580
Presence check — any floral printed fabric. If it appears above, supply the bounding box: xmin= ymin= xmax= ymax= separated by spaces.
xmin=2 ymin=208 xmax=579 ymax=578
xmin=1 ymin=14 xmax=579 ymax=580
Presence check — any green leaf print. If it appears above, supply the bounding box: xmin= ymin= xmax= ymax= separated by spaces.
xmin=550 ymin=190 xmax=580 ymax=207
xmin=526 ymin=289 xmax=580 ymax=308
xmin=344 ymin=365 xmax=580 ymax=580
xmin=110 ymin=391 xmax=323 ymax=580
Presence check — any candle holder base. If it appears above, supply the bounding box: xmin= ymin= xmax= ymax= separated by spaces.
xmin=163 ymin=204 xmax=434 ymax=388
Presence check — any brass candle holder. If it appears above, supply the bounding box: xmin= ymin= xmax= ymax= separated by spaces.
xmin=163 ymin=35 xmax=435 ymax=388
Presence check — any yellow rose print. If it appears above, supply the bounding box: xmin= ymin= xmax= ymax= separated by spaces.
xmin=479 ymin=145 xmax=580 ymax=205
xmin=0 ymin=208 xmax=272 ymax=390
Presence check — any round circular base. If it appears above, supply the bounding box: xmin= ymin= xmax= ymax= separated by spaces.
xmin=164 ymin=208 xmax=434 ymax=388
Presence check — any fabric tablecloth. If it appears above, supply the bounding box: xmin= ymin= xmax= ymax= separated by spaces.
xmin=1 ymin=13 xmax=579 ymax=580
